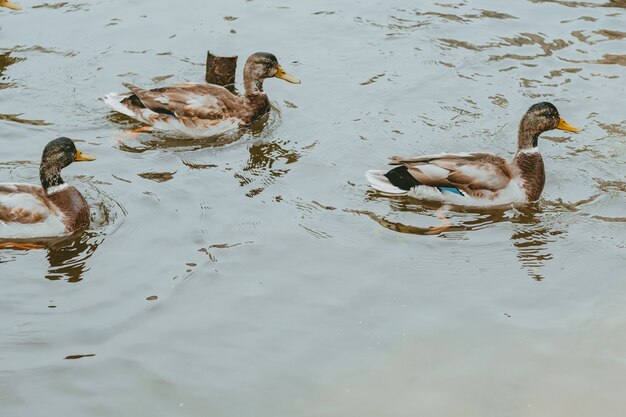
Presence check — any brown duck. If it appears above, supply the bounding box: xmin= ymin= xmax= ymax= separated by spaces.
xmin=0 ymin=137 xmax=96 ymax=239
xmin=365 ymin=102 xmax=580 ymax=206
xmin=103 ymin=52 xmax=300 ymax=138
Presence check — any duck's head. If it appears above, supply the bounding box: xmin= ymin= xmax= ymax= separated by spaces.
xmin=40 ymin=137 xmax=95 ymax=190
xmin=243 ymin=52 xmax=300 ymax=92
xmin=518 ymin=102 xmax=580 ymax=149
xmin=0 ymin=0 xmax=22 ymax=10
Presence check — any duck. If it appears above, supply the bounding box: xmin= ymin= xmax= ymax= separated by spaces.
xmin=0 ymin=137 xmax=96 ymax=240
xmin=103 ymin=52 xmax=300 ymax=138
xmin=0 ymin=0 xmax=21 ymax=10
xmin=365 ymin=102 xmax=580 ymax=207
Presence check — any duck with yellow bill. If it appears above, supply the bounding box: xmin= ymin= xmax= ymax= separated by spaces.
xmin=0 ymin=137 xmax=96 ymax=242
xmin=366 ymin=102 xmax=580 ymax=206
xmin=104 ymin=52 xmax=300 ymax=138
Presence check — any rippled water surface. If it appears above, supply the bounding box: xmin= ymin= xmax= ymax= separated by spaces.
xmin=1 ymin=1 xmax=625 ymax=416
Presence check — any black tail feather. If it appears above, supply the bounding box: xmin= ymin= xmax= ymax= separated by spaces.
xmin=385 ymin=166 xmax=421 ymax=191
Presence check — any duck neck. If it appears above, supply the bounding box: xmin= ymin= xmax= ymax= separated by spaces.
xmin=40 ymin=164 xmax=65 ymax=193
xmin=517 ymin=110 xmax=552 ymax=152
xmin=517 ymin=122 xmax=542 ymax=151
xmin=243 ymin=66 xmax=265 ymax=96
xmin=244 ymin=78 xmax=265 ymax=95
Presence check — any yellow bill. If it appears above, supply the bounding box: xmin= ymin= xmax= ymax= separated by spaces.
xmin=75 ymin=150 xmax=96 ymax=161
xmin=556 ymin=117 xmax=580 ymax=132
xmin=275 ymin=66 xmax=301 ymax=84
xmin=0 ymin=1 xmax=22 ymax=10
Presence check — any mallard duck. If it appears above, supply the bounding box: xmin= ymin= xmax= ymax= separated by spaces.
xmin=103 ymin=52 xmax=300 ymax=137
xmin=0 ymin=0 xmax=21 ymax=10
xmin=365 ymin=102 xmax=580 ymax=206
xmin=0 ymin=137 xmax=96 ymax=239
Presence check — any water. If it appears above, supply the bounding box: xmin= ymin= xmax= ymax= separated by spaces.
xmin=1 ymin=0 xmax=625 ymax=416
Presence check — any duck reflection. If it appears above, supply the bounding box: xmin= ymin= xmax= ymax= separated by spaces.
xmin=507 ymin=205 xmax=565 ymax=281
xmin=44 ymin=230 xmax=103 ymax=282
xmin=236 ymin=139 xmax=303 ymax=198
xmin=0 ymin=51 xmax=23 ymax=90
xmin=362 ymin=192 xmax=566 ymax=280
xmin=0 ymin=230 xmax=103 ymax=282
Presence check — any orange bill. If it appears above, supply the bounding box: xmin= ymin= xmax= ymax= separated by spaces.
xmin=75 ymin=150 xmax=96 ymax=161
xmin=556 ymin=117 xmax=580 ymax=132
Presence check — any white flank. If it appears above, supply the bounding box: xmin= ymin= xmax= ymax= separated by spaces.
xmin=0 ymin=185 xmax=68 ymax=239
xmin=0 ymin=215 xmax=67 ymax=239
xmin=150 ymin=116 xmax=242 ymax=138
xmin=406 ymin=180 xmax=527 ymax=207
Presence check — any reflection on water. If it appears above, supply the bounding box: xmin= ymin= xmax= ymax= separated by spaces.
xmin=44 ymin=230 xmax=103 ymax=282
xmin=1 ymin=0 xmax=625 ymax=414
xmin=236 ymin=139 xmax=304 ymax=197
xmin=0 ymin=174 xmax=124 ymax=282
xmin=508 ymin=205 xmax=565 ymax=281
xmin=357 ymin=193 xmax=581 ymax=280
xmin=0 ymin=229 xmax=102 ymax=282
xmin=531 ymin=0 xmax=626 ymax=9
xmin=0 ymin=113 xmax=52 ymax=126
xmin=0 ymin=51 xmax=23 ymax=90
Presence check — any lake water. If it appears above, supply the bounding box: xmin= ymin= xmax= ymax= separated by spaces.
xmin=1 ymin=1 xmax=625 ymax=416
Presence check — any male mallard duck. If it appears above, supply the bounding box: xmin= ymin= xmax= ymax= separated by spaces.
xmin=0 ymin=137 xmax=96 ymax=239
xmin=103 ymin=52 xmax=300 ymax=137
xmin=365 ymin=102 xmax=580 ymax=206
xmin=0 ymin=0 xmax=21 ymax=10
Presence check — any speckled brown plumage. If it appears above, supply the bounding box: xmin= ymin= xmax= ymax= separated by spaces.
xmin=513 ymin=152 xmax=545 ymax=201
xmin=366 ymin=102 xmax=580 ymax=206
xmin=106 ymin=52 xmax=299 ymax=134
xmin=0 ymin=137 xmax=95 ymax=238
xmin=0 ymin=184 xmax=49 ymax=224
xmin=48 ymin=186 xmax=90 ymax=231
xmin=390 ymin=152 xmax=513 ymax=195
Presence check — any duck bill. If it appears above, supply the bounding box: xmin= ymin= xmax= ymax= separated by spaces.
xmin=1 ymin=1 xmax=22 ymax=10
xmin=275 ymin=66 xmax=301 ymax=84
xmin=75 ymin=150 xmax=96 ymax=161
xmin=556 ymin=118 xmax=580 ymax=132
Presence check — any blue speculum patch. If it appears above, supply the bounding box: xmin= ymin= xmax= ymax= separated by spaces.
xmin=437 ymin=187 xmax=464 ymax=196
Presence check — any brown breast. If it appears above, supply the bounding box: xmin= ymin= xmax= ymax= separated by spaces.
xmin=514 ymin=151 xmax=545 ymax=201
xmin=47 ymin=186 xmax=90 ymax=232
xmin=238 ymin=93 xmax=270 ymax=124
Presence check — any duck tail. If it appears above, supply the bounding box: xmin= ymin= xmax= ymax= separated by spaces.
xmin=365 ymin=170 xmax=408 ymax=194
xmin=103 ymin=92 xmax=136 ymax=118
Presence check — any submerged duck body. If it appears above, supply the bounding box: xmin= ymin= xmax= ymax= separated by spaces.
xmin=365 ymin=102 xmax=580 ymax=207
xmin=0 ymin=137 xmax=96 ymax=239
xmin=104 ymin=52 xmax=300 ymax=137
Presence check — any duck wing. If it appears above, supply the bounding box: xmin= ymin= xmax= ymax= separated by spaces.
xmin=0 ymin=183 xmax=52 ymax=224
xmin=388 ymin=152 xmax=513 ymax=193
xmin=122 ymin=82 xmax=239 ymax=120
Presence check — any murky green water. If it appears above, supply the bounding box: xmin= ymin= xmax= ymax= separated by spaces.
xmin=1 ymin=0 xmax=625 ymax=416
